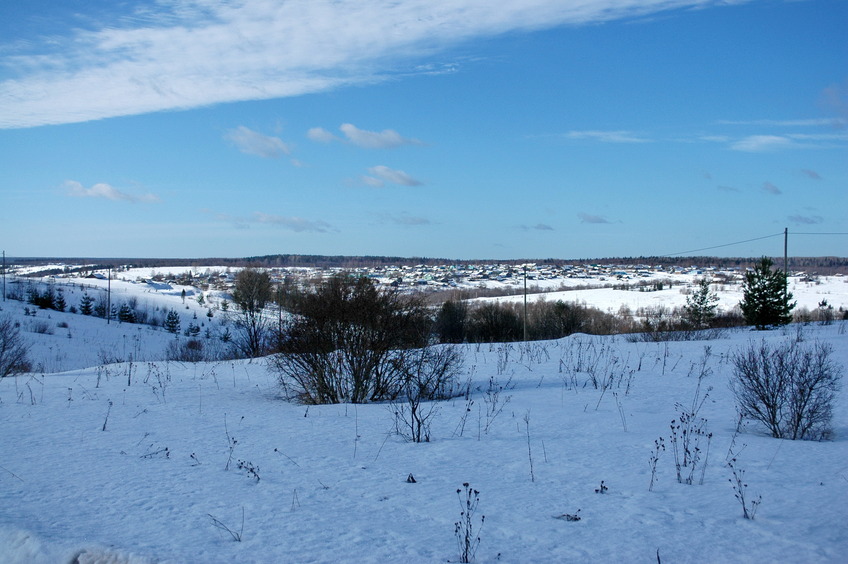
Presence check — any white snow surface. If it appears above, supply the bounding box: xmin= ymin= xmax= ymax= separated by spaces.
xmin=1 ymin=272 xmax=847 ymax=563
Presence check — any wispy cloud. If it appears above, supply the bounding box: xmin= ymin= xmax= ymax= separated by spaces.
xmin=821 ymin=80 xmax=848 ymax=123
xmin=203 ymin=208 xmax=332 ymax=232
xmin=788 ymin=214 xmax=823 ymax=225
xmin=729 ymin=135 xmax=796 ymax=152
xmin=578 ymin=212 xmax=612 ymax=224
xmin=309 ymin=124 xmax=422 ymax=148
xmin=563 ymin=130 xmax=650 ymax=144
xmin=226 ymin=126 xmax=291 ymax=158
xmin=517 ymin=223 xmax=555 ymax=231
xmin=307 ymin=127 xmax=339 ymax=144
xmin=718 ymin=118 xmax=844 ymax=127
xmin=363 ymin=165 xmax=423 ymax=187
xmin=0 ymin=1 xmax=752 ymax=129
xmin=340 ymin=124 xmax=421 ymax=149
xmin=531 ymin=223 xmax=554 ymax=231
xmin=762 ymin=182 xmax=782 ymax=195
xmin=377 ymin=212 xmax=432 ymax=226
xmin=252 ymin=212 xmax=333 ymax=232
xmin=65 ymin=180 xmax=159 ymax=203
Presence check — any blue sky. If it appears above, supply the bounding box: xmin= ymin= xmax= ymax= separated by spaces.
xmin=1 ymin=0 xmax=846 ymax=260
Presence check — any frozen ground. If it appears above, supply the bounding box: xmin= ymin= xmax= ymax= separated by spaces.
xmin=0 ymin=270 xmax=846 ymax=562
xmin=474 ymin=274 xmax=848 ymax=317
xmin=4 ymin=268 xmax=846 ymax=374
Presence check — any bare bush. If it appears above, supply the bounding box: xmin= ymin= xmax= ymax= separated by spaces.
xmin=1 ymin=316 xmax=32 ymax=377
xmin=436 ymin=298 xmax=625 ymax=344
xmin=230 ymin=268 xmax=274 ymax=358
xmin=271 ymin=275 xmax=436 ymax=404
xmin=730 ymin=339 xmax=842 ymax=440
xmin=167 ymin=338 xmax=205 ymax=362
xmin=392 ymin=345 xmax=463 ymax=442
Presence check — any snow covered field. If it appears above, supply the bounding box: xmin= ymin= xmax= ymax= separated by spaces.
xmin=1 ymin=269 xmax=847 ymax=563
xmin=474 ymin=274 xmax=848 ymax=319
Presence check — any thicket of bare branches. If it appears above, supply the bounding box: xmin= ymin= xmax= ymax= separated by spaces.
xmin=271 ymin=275 xmax=460 ymax=405
xmin=730 ymin=339 xmax=842 ymax=440
xmin=0 ymin=316 xmax=31 ymax=378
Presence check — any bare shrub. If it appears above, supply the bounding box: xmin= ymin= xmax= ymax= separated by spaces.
xmin=440 ymin=299 xmax=625 ymax=344
xmin=730 ymin=339 xmax=842 ymax=440
xmin=230 ymin=268 xmax=274 ymax=358
xmin=167 ymin=338 xmax=205 ymax=363
xmin=1 ymin=316 xmax=32 ymax=377
xmin=455 ymin=483 xmax=484 ymax=563
xmin=271 ymin=275 xmax=435 ymax=404
xmin=392 ymin=344 xmax=463 ymax=442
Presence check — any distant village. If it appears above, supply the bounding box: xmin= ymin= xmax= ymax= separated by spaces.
xmin=8 ymin=258 xmax=842 ymax=303
xmin=67 ymin=261 xmax=744 ymax=296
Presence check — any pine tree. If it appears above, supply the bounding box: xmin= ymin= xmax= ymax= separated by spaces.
xmin=165 ymin=310 xmax=181 ymax=334
xmin=54 ymin=291 xmax=66 ymax=312
xmin=79 ymin=293 xmax=94 ymax=315
xmin=740 ymin=257 xmax=795 ymax=329
xmin=684 ymin=278 xmax=719 ymax=329
xmin=118 ymin=303 xmax=136 ymax=323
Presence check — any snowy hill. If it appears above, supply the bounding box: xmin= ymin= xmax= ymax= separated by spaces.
xmin=2 ymin=293 xmax=847 ymax=562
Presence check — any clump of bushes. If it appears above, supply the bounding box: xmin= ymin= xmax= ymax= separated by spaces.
xmin=435 ymin=298 xmax=623 ymax=344
xmin=271 ymin=275 xmax=461 ymax=404
xmin=730 ymin=339 xmax=842 ymax=440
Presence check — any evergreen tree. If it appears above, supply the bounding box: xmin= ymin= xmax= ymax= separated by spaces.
xmin=79 ymin=293 xmax=94 ymax=316
xmin=118 ymin=303 xmax=136 ymax=323
xmin=54 ymin=291 xmax=66 ymax=312
xmin=435 ymin=300 xmax=468 ymax=343
xmin=94 ymin=300 xmax=107 ymax=318
xmin=165 ymin=310 xmax=181 ymax=334
xmin=740 ymin=257 xmax=795 ymax=329
xmin=684 ymin=278 xmax=719 ymax=329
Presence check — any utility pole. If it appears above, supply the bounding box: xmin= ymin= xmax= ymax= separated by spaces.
xmin=2 ymin=250 xmax=5 ymax=302
xmin=783 ymin=227 xmax=788 ymax=277
xmin=784 ymin=227 xmax=789 ymax=304
xmin=523 ymin=265 xmax=528 ymax=342
xmin=107 ymin=266 xmax=112 ymax=324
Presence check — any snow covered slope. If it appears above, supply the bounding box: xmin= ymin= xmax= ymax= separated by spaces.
xmin=1 ymin=320 xmax=846 ymax=562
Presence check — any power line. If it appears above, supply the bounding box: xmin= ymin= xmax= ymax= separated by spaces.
xmin=659 ymin=232 xmax=784 ymax=257
xmin=792 ymin=232 xmax=848 ymax=236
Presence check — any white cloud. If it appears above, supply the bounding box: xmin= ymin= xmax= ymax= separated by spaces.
xmin=339 ymin=123 xmax=421 ymax=149
xmin=226 ymin=126 xmax=291 ymax=158
xmin=729 ymin=135 xmax=795 ymax=152
xmin=252 ymin=212 xmax=332 ymax=232
xmin=64 ymin=180 xmax=159 ymax=203
xmin=307 ymin=127 xmax=340 ymax=143
xmin=563 ymin=130 xmax=650 ymax=143
xmin=310 ymin=124 xmax=421 ymax=148
xmin=718 ymin=118 xmax=844 ymax=127
xmin=365 ymin=165 xmax=422 ymax=187
xmin=204 ymin=208 xmax=334 ymax=231
xmin=0 ymin=0 xmax=754 ymax=129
